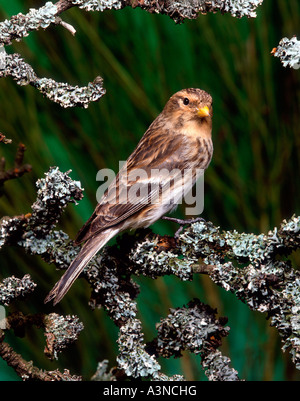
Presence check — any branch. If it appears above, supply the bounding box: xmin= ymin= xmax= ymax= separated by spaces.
xmin=170 ymin=217 xmax=300 ymax=369
xmin=0 ymin=331 xmax=81 ymax=380
xmin=0 ymin=308 xmax=83 ymax=379
xmin=0 ymin=167 xmax=83 ymax=278
xmin=0 ymin=0 xmax=264 ymax=108
xmin=127 ymin=0 xmax=264 ymax=21
xmin=43 ymin=313 xmax=84 ymax=360
xmin=0 ymin=143 xmax=32 ymax=192
xmin=0 ymin=275 xmax=36 ymax=306
xmin=71 ymin=0 xmax=264 ymax=21
xmin=1 ymin=167 xmax=299 ymax=378
xmin=0 ymin=0 xmax=265 ymax=48
xmin=153 ymin=299 xmax=240 ymax=381
xmin=0 ymin=52 xmax=105 ymax=108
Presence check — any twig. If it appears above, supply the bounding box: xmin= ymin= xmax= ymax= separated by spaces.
xmin=0 ymin=143 xmax=32 ymax=190
xmin=0 ymin=52 xmax=106 ymax=108
xmin=0 ymin=331 xmax=81 ymax=380
xmin=55 ymin=16 xmax=76 ymax=35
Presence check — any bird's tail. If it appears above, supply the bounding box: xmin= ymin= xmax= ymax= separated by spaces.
xmin=44 ymin=228 xmax=118 ymax=305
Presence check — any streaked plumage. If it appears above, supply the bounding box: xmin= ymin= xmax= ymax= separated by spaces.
xmin=45 ymin=88 xmax=213 ymax=305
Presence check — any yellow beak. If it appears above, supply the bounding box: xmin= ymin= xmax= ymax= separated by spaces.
xmin=197 ymin=106 xmax=210 ymax=118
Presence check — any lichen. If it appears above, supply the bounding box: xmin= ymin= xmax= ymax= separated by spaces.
xmin=28 ymin=167 xmax=83 ymax=231
xmin=222 ymin=0 xmax=264 ymax=18
xmin=175 ymin=216 xmax=300 ymax=370
xmin=155 ymin=299 xmax=239 ymax=381
xmin=91 ymin=359 xmax=116 ymax=381
xmin=202 ymin=350 xmax=240 ymax=381
xmin=133 ymin=0 xmax=263 ymax=22
xmin=34 ymin=76 xmax=106 ymax=109
xmin=0 ymin=2 xmax=57 ymax=46
xmin=0 ymin=274 xmax=36 ymax=306
xmin=273 ymin=37 xmax=300 ymax=70
xmin=129 ymin=234 xmax=194 ymax=281
xmin=155 ymin=299 xmax=229 ymax=357
xmin=44 ymin=313 xmax=84 ymax=360
xmin=0 ymin=167 xmax=83 ymax=271
xmin=0 ymin=54 xmax=106 ymax=108
xmin=71 ymin=0 xmax=123 ymax=12
xmin=117 ymin=318 xmax=161 ymax=378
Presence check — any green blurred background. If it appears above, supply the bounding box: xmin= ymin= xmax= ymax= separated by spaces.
xmin=0 ymin=0 xmax=299 ymax=381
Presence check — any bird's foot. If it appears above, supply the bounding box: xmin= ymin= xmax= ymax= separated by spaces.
xmin=161 ymin=216 xmax=206 ymax=238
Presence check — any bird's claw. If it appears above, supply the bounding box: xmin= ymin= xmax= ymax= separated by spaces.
xmin=161 ymin=216 xmax=206 ymax=239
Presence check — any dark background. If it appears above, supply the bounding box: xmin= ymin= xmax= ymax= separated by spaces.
xmin=0 ymin=0 xmax=299 ymax=380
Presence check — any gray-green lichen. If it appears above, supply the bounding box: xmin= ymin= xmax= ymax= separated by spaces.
xmin=83 ymin=247 xmax=161 ymax=378
xmin=44 ymin=313 xmax=84 ymax=360
xmin=72 ymin=0 xmax=123 ymax=12
xmin=156 ymin=372 xmax=185 ymax=381
xmin=117 ymin=318 xmax=161 ymax=378
xmin=0 ymin=274 xmax=36 ymax=306
xmin=86 ymin=250 xmax=138 ymax=321
xmin=34 ymin=76 xmax=106 ymax=109
xmin=0 ymin=167 xmax=83 ymax=270
xmin=177 ymin=216 xmax=300 ymax=369
xmin=155 ymin=299 xmax=239 ymax=381
xmin=124 ymin=215 xmax=300 ymax=372
xmin=29 ymin=167 xmax=83 ymax=229
xmin=0 ymin=53 xmax=36 ymax=86
xmin=178 ymin=215 xmax=300 ymax=262
xmin=129 ymin=234 xmax=194 ymax=281
xmin=273 ymin=37 xmax=300 ymax=70
xmin=136 ymin=0 xmax=263 ymax=22
xmin=0 ymin=2 xmax=57 ymax=46
xmin=0 ymin=53 xmax=106 ymax=108
xmin=222 ymin=0 xmax=263 ymax=18
xmin=1 ymin=165 xmax=299 ymax=378
xmin=91 ymin=359 xmax=116 ymax=381
xmin=202 ymin=350 xmax=240 ymax=381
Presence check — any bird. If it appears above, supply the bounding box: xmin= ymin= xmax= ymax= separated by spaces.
xmin=44 ymin=88 xmax=213 ymax=305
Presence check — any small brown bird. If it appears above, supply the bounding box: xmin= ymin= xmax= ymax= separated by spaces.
xmin=45 ymin=88 xmax=213 ymax=305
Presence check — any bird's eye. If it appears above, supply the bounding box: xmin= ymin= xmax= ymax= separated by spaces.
xmin=183 ymin=97 xmax=190 ymax=105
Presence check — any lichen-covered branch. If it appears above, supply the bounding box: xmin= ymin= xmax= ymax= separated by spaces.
xmin=73 ymin=0 xmax=264 ymax=21
xmin=0 ymin=0 xmax=264 ymax=47
xmin=0 ymin=52 xmax=105 ymax=108
xmin=44 ymin=313 xmax=84 ymax=359
xmin=272 ymin=36 xmax=300 ymax=70
xmin=0 ymin=167 xmax=238 ymax=380
xmin=0 ymin=331 xmax=81 ymax=380
xmin=1 ymin=166 xmax=299 ymax=379
xmin=0 ymin=309 xmax=83 ymax=380
xmin=154 ymin=299 xmax=240 ymax=381
xmin=127 ymin=216 xmax=300 ymax=370
xmin=0 ymin=133 xmax=12 ymax=144
xmin=0 ymin=274 xmax=36 ymax=306
xmin=0 ymin=2 xmax=57 ymax=46
xmin=91 ymin=359 xmax=116 ymax=380
xmin=127 ymin=0 xmax=264 ymax=22
xmin=0 ymin=0 xmax=265 ymax=47
xmin=0 ymin=0 xmax=264 ymax=107
xmin=0 ymin=167 xmax=83 ymax=251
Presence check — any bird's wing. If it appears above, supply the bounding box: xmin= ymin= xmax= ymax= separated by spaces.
xmin=75 ymin=129 xmax=186 ymax=244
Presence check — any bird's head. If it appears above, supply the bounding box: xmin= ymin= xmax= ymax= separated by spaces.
xmin=162 ymin=88 xmax=213 ymax=138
